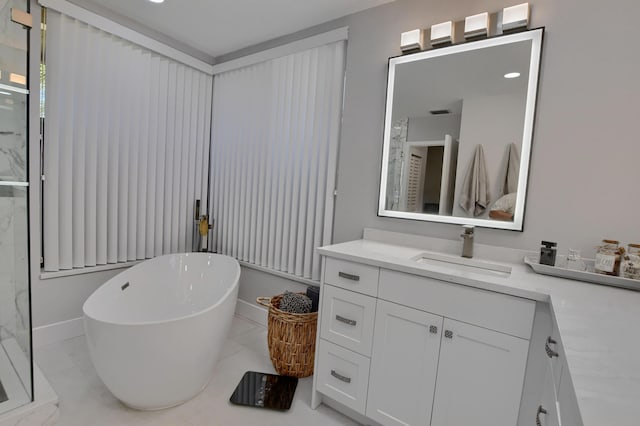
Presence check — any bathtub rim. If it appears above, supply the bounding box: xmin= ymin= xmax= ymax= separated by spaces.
xmin=82 ymin=253 xmax=241 ymax=327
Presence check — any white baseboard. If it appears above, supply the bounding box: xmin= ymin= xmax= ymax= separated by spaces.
xmin=235 ymin=299 xmax=268 ymax=327
xmin=33 ymin=317 xmax=84 ymax=349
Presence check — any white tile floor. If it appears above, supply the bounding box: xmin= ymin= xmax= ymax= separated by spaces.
xmin=35 ymin=316 xmax=358 ymax=426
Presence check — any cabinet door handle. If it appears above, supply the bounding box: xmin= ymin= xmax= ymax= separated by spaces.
xmin=429 ymin=325 xmax=438 ymax=334
xmin=536 ymin=405 xmax=547 ymax=426
xmin=338 ymin=272 xmax=360 ymax=281
xmin=336 ymin=315 xmax=357 ymax=326
xmin=330 ymin=370 xmax=351 ymax=383
xmin=545 ymin=336 xmax=559 ymax=358
xmin=444 ymin=330 xmax=453 ymax=339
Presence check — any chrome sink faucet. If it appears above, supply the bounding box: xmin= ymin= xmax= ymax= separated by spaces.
xmin=461 ymin=225 xmax=475 ymax=258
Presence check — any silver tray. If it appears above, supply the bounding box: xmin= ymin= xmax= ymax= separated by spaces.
xmin=524 ymin=255 xmax=640 ymax=292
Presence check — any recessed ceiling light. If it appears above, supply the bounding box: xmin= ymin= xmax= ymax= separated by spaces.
xmin=148 ymin=0 xmax=164 ymax=3
xmin=504 ymin=72 xmax=521 ymax=79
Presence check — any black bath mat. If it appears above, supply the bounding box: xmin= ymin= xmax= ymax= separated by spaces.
xmin=230 ymin=371 xmax=298 ymax=411
xmin=0 ymin=379 xmax=7 ymax=403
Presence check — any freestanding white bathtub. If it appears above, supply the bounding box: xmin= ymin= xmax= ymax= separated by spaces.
xmin=83 ymin=253 xmax=240 ymax=410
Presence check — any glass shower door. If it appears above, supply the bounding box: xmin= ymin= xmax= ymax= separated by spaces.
xmin=0 ymin=0 xmax=32 ymax=415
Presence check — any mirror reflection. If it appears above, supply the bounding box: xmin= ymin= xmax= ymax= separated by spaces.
xmin=379 ymin=29 xmax=543 ymax=230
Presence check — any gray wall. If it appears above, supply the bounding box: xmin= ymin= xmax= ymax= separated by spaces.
xmin=218 ymin=0 xmax=640 ymax=313
xmin=220 ymin=0 xmax=640 ymax=255
xmin=31 ymin=0 xmax=640 ymax=329
xmin=331 ymin=0 xmax=640 ymax=253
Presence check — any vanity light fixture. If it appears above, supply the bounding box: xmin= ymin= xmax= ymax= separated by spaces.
xmin=399 ymin=4 xmax=533 ymax=51
xmin=502 ymin=3 xmax=530 ymax=32
xmin=400 ymin=29 xmax=424 ymax=53
xmin=504 ymin=72 xmax=521 ymax=79
xmin=430 ymin=21 xmax=455 ymax=46
xmin=464 ymin=12 xmax=490 ymax=39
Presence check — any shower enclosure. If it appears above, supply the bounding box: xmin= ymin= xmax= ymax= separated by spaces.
xmin=0 ymin=0 xmax=33 ymax=416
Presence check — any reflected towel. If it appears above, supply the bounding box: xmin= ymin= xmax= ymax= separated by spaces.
xmin=459 ymin=144 xmax=489 ymax=216
xmin=500 ymin=143 xmax=520 ymax=197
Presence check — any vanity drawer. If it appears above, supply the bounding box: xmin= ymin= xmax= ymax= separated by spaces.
xmin=379 ymin=269 xmax=535 ymax=339
xmin=324 ymin=258 xmax=379 ymax=297
xmin=316 ymin=339 xmax=371 ymax=415
xmin=321 ymin=284 xmax=377 ymax=356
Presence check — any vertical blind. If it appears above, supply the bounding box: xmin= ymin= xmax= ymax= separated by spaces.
xmin=43 ymin=11 xmax=212 ymax=272
xmin=209 ymin=41 xmax=346 ymax=281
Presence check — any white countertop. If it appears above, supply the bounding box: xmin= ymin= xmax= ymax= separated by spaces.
xmin=317 ymin=231 xmax=640 ymax=426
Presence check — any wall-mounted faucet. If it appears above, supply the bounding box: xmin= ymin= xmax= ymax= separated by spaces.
xmin=194 ymin=199 xmax=213 ymax=252
xmin=461 ymin=225 xmax=475 ymax=258
xmin=198 ymin=215 xmax=213 ymax=252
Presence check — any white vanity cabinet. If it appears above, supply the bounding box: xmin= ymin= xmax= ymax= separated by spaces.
xmin=366 ymin=300 xmax=443 ymax=426
xmin=312 ymin=256 xmax=536 ymax=426
xmin=537 ymin=361 xmax=561 ymax=426
xmin=430 ymin=318 xmax=530 ymax=426
xmin=533 ymin=310 xmax=583 ymax=426
xmin=557 ymin=366 xmax=582 ymax=426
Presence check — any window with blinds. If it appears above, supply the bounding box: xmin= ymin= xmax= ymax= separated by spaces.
xmin=209 ymin=41 xmax=346 ymax=282
xmin=42 ymin=11 xmax=212 ymax=272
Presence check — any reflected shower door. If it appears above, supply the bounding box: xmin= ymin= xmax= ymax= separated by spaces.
xmin=0 ymin=0 xmax=32 ymax=415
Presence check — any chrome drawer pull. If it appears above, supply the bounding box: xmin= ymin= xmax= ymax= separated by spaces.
xmin=545 ymin=336 xmax=559 ymax=358
xmin=330 ymin=370 xmax=351 ymax=383
xmin=335 ymin=315 xmax=357 ymax=326
xmin=444 ymin=330 xmax=453 ymax=339
xmin=338 ymin=271 xmax=360 ymax=281
xmin=429 ymin=325 xmax=438 ymax=334
xmin=536 ymin=405 xmax=547 ymax=426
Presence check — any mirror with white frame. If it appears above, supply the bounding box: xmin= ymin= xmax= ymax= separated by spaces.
xmin=378 ymin=29 xmax=543 ymax=230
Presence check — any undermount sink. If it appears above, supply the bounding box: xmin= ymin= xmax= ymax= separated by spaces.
xmin=411 ymin=251 xmax=512 ymax=278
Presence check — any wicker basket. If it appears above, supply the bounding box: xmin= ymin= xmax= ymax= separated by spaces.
xmin=257 ymin=294 xmax=318 ymax=378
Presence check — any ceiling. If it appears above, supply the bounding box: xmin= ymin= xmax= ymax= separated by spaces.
xmin=70 ymin=0 xmax=394 ymax=60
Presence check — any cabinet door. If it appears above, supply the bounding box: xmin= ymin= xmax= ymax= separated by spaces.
xmin=431 ymin=319 xmax=530 ymax=426
xmin=537 ymin=361 xmax=561 ymax=426
xmin=557 ymin=365 xmax=583 ymax=426
xmin=366 ymin=300 xmax=443 ymax=426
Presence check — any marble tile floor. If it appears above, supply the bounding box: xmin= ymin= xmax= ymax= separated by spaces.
xmin=35 ymin=315 xmax=358 ymax=426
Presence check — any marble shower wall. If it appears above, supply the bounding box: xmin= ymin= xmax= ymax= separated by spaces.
xmin=13 ymin=187 xmax=29 ymax=356
xmin=0 ymin=94 xmax=27 ymax=182
xmin=0 ymin=187 xmax=17 ymax=342
xmin=0 ymin=96 xmax=29 ymax=357
xmin=0 ymin=0 xmax=29 ymax=358
xmin=385 ymin=118 xmax=408 ymax=210
xmin=0 ymin=186 xmax=29 ymax=357
xmin=0 ymin=0 xmax=28 ymax=183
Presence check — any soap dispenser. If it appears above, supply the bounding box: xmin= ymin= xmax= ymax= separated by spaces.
xmin=539 ymin=241 xmax=557 ymax=266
